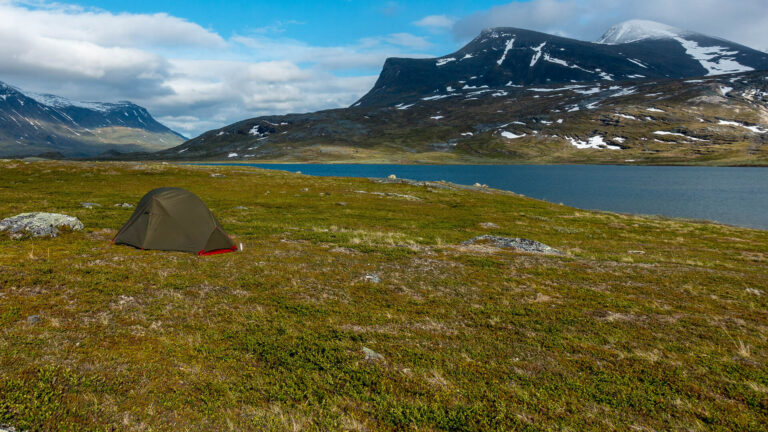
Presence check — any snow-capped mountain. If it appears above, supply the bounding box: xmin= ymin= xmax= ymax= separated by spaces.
xmin=0 ymin=81 xmax=185 ymax=157
xmin=149 ymin=20 xmax=768 ymax=166
xmin=355 ymin=21 xmax=768 ymax=107
xmin=597 ymin=20 xmax=684 ymax=45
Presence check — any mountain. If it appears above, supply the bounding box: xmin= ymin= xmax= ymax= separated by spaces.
xmin=0 ymin=81 xmax=185 ymax=157
xmin=156 ymin=21 xmax=768 ymax=166
xmin=354 ymin=21 xmax=768 ymax=107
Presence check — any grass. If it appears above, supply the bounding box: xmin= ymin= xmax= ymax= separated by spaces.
xmin=0 ymin=160 xmax=766 ymax=431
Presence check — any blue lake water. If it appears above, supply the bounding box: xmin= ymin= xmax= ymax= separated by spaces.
xmin=201 ymin=164 xmax=768 ymax=230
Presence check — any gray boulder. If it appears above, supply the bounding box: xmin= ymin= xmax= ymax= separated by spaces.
xmin=462 ymin=235 xmax=562 ymax=255
xmin=363 ymin=347 xmax=384 ymax=361
xmin=364 ymin=273 xmax=381 ymax=283
xmin=0 ymin=212 xmax=84 ymax=238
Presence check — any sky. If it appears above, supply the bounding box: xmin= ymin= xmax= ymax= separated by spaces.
xmin=1 ymin=0 xmax=766 ymax=137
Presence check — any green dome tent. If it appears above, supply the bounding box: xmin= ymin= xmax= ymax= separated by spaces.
xmin=113 ymin=187 xmax=237 ymax=256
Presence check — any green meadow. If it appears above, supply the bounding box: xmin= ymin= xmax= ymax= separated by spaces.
xmin=1 ymin=160 xmax=766 ymax=431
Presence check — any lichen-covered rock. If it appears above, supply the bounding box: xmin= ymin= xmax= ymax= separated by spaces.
xmin=363 ymin=347 xmax=384 ymax=361
xmin=0 ymin=212 xmax=84 ymax=238
xmin=462 ymin=235 xmax=562 ymax=255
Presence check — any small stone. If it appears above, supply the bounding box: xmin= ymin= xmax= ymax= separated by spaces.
xmin=746 ymin=288 xmax=763 ymax=296
xmin=81 ymin=202 xmax=101 ymax=208
xmin=234 ymin=206 xmax=249 ymax=210
xmin=26 ymin=315 xmax=40 ymax=324
xmin=387 ymin=174 xmax=397 ymax=179
xmin=114 ymin=203 xmax=134 ymax=208
xmin=364 ymin=273 xmax=381 ymax=283
xmin=301 ymin=188 xmax=309 ymax=192
xmin=473 ymin=183 xmax=482 ymax=187
xmin=336 ymin=202 xmax=347 ymax=206
xmin=210 ymin=173 xmax=226 ymax=178
xmin=363 ymin=347 xmax=384 ymax=361
xmin=479 ymin=222 xmax=499 ymax=229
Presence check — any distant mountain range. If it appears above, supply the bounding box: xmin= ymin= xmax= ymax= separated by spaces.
xmin=158 ymin=20 xmax=768 ymax=166
xmin=0 ymin=82 xmax=184 ymax=157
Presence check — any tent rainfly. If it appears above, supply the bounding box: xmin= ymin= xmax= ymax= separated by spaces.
xmin=113 ymin=187 xmax=237 ymax=255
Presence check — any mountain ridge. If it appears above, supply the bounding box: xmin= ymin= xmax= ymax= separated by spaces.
xmin=0 ymin=81 xmax=185 ymax=157
xmin=353 ymin=22 xmax=768 ymax=107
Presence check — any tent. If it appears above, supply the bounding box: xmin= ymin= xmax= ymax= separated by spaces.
xmin=113 ymin=187 xmax=237 ymax=255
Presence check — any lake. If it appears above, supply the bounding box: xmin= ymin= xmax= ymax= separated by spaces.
xmin=200 ymin=164 xmax=768 ymax=230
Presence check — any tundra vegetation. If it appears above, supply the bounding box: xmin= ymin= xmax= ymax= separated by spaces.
xmin=0 ymin=160 xmax=766 ymax=431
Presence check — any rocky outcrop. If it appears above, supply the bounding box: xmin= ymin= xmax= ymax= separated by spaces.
xmin=0 ymin=212 xmax=84 ymax=238
xmin=462 ymin=235 xmax=562 ymax=255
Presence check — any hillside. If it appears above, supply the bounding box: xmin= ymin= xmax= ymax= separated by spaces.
xmin=0 ymin=82 xmax=185 ymax=158
xmin=159 ymin=21 xmax=768 ymax=165
xmin=161 ymin=70 xmax=768 ymax=165
xmin=0 ymin=160 xmax=766 ymax=430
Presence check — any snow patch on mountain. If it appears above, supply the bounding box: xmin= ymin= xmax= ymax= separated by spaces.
xmin=529 ymin=42 xmax=546 ymax=67
xmin=598 ymin=20 xmax=684 ymax=45
xmin=569 ymin=136 xmax=621 ymax=150
xmin=673 ymin=37 xmax=754 ymax=75
xmin=25 ymin=92 xmax=122 ymax=113
xmin=436 ymin=57 xmax=456 ymax=66
xmin=718 ymin=120 xmax=767 ymax=133
xmin=501 ymin=131 xmax=526 ymax=139
xmin=497 ymin=38 xmax=516 ymax=66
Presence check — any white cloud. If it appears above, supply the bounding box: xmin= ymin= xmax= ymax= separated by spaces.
xmin=0 ymin=2 xmax=225 ymax=48
xmin=152 ymin=59 xmax=377 ymax=136
xmin=365 ymin=33 xmax=433 ymax=50
xmin=414 ymin=14 xmax=456 ymax=31
xmin=453 ymin=0 xmax=768 ymax=52
xmin=0 ymin=1 xmax=432 ymax=138
xmin=231 ymin=35 xmax=431 ymax=71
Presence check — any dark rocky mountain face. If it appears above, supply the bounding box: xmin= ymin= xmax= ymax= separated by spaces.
xmin=355 ymin=23 xmax=768 ymax=107
xmin=0 ymin=82 xmax=184 ymax=157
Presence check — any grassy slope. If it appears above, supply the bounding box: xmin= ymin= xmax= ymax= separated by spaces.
xmin=0 ymin=160 xmax=766 ymax=431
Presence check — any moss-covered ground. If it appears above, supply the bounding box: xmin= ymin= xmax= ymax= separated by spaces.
xmin=1 ymin=160 xmax=766 ymax=431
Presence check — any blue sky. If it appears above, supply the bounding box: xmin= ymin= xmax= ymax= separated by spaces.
xmin=74 ymin=0 xmax=506 ymax=54
xmin=1 ymin=0 xmax=765 ymax=137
